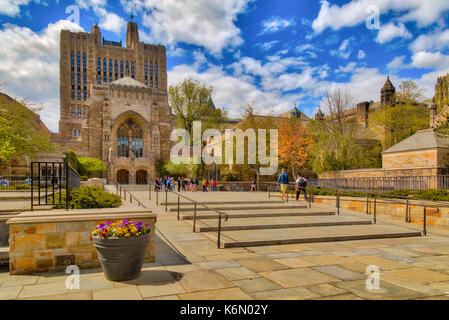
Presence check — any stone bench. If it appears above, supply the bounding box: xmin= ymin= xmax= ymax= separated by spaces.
xmin=7 ymin=208 xmax=157 ymax=275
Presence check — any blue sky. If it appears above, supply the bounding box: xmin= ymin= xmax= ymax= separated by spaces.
xmin=0 ymin=0 xmax=449 ymax=132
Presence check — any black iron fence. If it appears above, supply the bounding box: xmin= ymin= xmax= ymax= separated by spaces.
xmin=308 ymin=176 xmax=449 ymax=193
xmin=30 ymin=162 xmax=80 ymax=211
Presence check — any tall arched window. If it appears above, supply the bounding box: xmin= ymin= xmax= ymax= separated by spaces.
xmin=71 ymin=51 xmax=75 ymax=99
xmin=144 ymin=61 xmax=148 ymax=85
xmin=114 ymin=60 xmax=118 ymax=80
xmin=155 ymin=63 xmax=158 ymax=88
xmin=97 ymin=57 xmax=101 ymax=84
xmin=126 ymin=61 xmax=129 ymax=76
xmin=71 ymin=108 xmax=75 ymax=118
xmin=103 ymin=58 xmax=107 ymax=83
xmin=120 ymin=61 xmax=124 ymax=78
xmin=149 ymin=62 xmax=153 ymax=87
xmin=109 ymin=59 xmax=113 ymax=82
xmin=131 ymin=62 xmax=135 ymax=78
xmin=117 ymin=119 xmax=143 ymax=158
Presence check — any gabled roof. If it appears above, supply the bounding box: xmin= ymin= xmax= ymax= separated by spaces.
xmin=111 ymin=77 xmax=147 ymax=88
xmin=383 ymin=129 xmax=449 ymax=154
xmin=382 ymin=76 xmax=395 ymax=91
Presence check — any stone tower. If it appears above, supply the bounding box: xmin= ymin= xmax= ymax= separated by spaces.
xmin=56 ymin=21 xmax=172 ymax=183
xmin=126 ymin=21 xmax=139 ymax=50
xmin=435 ymin=75 xmax=449 ymax=107
xmin=381 ymin=76 xmax=395 ymax=106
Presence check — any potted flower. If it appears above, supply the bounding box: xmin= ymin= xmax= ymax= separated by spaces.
xmin=92 ymin=220 xmax=151 ymax=281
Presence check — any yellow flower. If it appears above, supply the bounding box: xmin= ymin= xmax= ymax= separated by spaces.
xmin=125 ymin=233 xmax=130 ymax=237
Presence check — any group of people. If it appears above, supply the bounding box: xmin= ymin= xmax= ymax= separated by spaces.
xmin=277 ymin=168 xmax=309 ymax=202
xmin=0 ymin=177 xmax=10 ymax=187
xmin=154 ymin=177 xmax=218 ymax=193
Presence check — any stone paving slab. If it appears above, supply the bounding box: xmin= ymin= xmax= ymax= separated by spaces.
xmin=261 ymin=268 xmax=340 ymax=288
xmin=178 ymin=287 xmax=253 ymax=300
xmin=251 ymin=286 xmax=321 ymax=300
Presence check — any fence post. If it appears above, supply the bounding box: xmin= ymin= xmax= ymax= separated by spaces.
xmin=65 ymin=163 xmax=69 ymax=211
xmin=193 ymin=203 xmax=197 ymax=232
xmin=286 ymin=185 xmax=289 ymax=203
xmin=268 ymin=185 xmax=271 ymax=199
xmin=217 ymin=213 xmax=222 ymax=249
xmin=149 ymin=183 xmax=151 ymax=201
xmin=156 ymin=187 xmax=159 ymax=205
xmin=308 ymin=188 xmax=312 ymax=208
xmin=165 ymin=189 xmax=168 ymax=212
xmin=373 ymin=197 xmax=377 ymax=224
xmin=423 ymin=206 xmax=427 ymax=236
xmin=336 ymin=189 xmax=340 ymax=216
xmin=405 ymin=198 xmax=409 ymax=223
xmin=124 ymin=188 xmax=127 ymax=201
xmin=177 ymin=195 xmax=180 ymax=221
xmin=30 ymin=164 xmax=34 ymax=211
xmin=366 ymin=194 xmax=369 ymax=215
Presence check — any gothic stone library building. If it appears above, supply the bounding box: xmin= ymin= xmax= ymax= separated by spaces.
xmin=54 ymin=21 xmax=173 ymax=184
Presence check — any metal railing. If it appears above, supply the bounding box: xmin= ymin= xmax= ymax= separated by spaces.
xmin=267 ymin=183 xmax=449 ymax=236
xmin=149 ymin=183 xmax=229 ymax=249
xmin=30 ymin=161 xmax=80 ymax=211
xmin=112 ymin=181 xmax=146 ymax=208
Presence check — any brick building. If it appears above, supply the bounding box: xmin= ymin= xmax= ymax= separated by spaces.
xmin=53 ymin=21 xmax=173 ymax=184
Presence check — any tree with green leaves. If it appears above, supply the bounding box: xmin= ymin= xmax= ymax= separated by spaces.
xmin=307 ymin=88 xmax=381 ymax=174
xmin=370 ymin=80 xmax=429 ymax=150
xmin=169 ymin=77 xmax=227 ymax=138
xmin=0 ymin=87 xmax=54 ymax=161
xmin=77 ymin=157 xmax=107 ymax=178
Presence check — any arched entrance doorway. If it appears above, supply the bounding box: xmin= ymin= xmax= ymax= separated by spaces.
xmin=117 ymin=169 xmax=129 ymax=184
xmin=136 ymin=170 xmax=148 ymax=185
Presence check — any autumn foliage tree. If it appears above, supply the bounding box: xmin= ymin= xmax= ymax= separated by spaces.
xmin=278 ymin=118 xmax=314 ymax=178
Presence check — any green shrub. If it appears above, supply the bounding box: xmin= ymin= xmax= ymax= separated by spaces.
xmin=81 ymin=176 xmax=88 ymax=181
xmin=221 ymin=167 xmax=242 ymax=181
xmin=51 ymin=186 xmax=121 ymax=209
xmin=69 ymin=186 xmax=121 ymax=209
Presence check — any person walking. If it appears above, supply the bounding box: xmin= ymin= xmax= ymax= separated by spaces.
xmin=202 ymin=178 xmax=207 ymax=192
xmin=212 ymin=179 xmax=217 ymax=192
xmin=177 ymin=177 xmax=181 ymax=192
xmin=250 ymin=178 xmax=257 ymax=192
xmin=194 ymin=177 xmax=199 ymax=192
xmin=277 ymin=169 xmax=289 ymax=201
xmin=296 ymin=174 xmax=309 ymax=202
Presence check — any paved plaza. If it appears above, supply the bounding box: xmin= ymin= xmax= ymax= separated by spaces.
xmin=2 ymin=190 xmax=449 ymax=300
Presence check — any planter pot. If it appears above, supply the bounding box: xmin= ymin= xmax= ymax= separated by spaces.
xmin=93 ymin=233 xmax=151 ymax=281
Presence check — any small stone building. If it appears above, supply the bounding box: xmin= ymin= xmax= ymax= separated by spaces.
xmin=382 ymin=129 xmax=449 ymax=176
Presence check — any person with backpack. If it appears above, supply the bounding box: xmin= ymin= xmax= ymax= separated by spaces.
xmin=277 ymin=169 xmax=289 ymax=201
xmin=296 ymin=174 xmax=309 ymax=202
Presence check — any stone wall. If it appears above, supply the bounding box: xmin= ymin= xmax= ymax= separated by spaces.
xmin=7 ymin=208 xmax=156 ymax=275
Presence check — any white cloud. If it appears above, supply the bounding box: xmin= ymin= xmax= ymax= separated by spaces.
xmin=136 ymin=0 xmax=250 ymax=54
xmin=75 ymin=0 xmax=106 ymax=9
xmin=256 ymin=40 xmax=279 ymax=51
xmin=0 ymin=0 xmax=33 ymax=17
xmin=260 ymin=16 xmax=295 ymax=34
xmin=336 ymin=62 xmax=357 ymax=74
xmin=168 ymin=64 xmax=301 ymax=118
xmin=410 ymin=29 xmax=449 ymax=52
xmin=387 ymin=55 xmax=407 ymax=70
xmin=0 ymin=20 xmax=84 ymax=132
xmin=411 ymin=51 xmax=449 ymax=69
xmin=357 ymin=50 xmax=366 ymax=59
xmin=95 ymin=8 xmax=126 ymax=34
xmin=376 ymin=22 xmax=412 ymax=44
xmin=312 ymin=0 xmax=449 ymax=34
xmin=330 ymin=37 xmax=354 ymax=59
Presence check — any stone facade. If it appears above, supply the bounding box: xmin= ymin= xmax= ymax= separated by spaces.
xmin=53 ymin=21 xmax=173 ymax=184
xmin=7 ymin=208 xmax=156 ymax=275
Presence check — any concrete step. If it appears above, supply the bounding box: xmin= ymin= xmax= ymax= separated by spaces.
xmin=178 ymin=208 xmax=335 ymax=220
xmin=171 ymin=203 xmax=308 ymax=212
xmin=203 ymin=224 xmax=422 ymax=248
xmin=187 ymin=215 xmax=372 ymax=232
xmin=160 ymin=199 xmax=285 ymax=206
